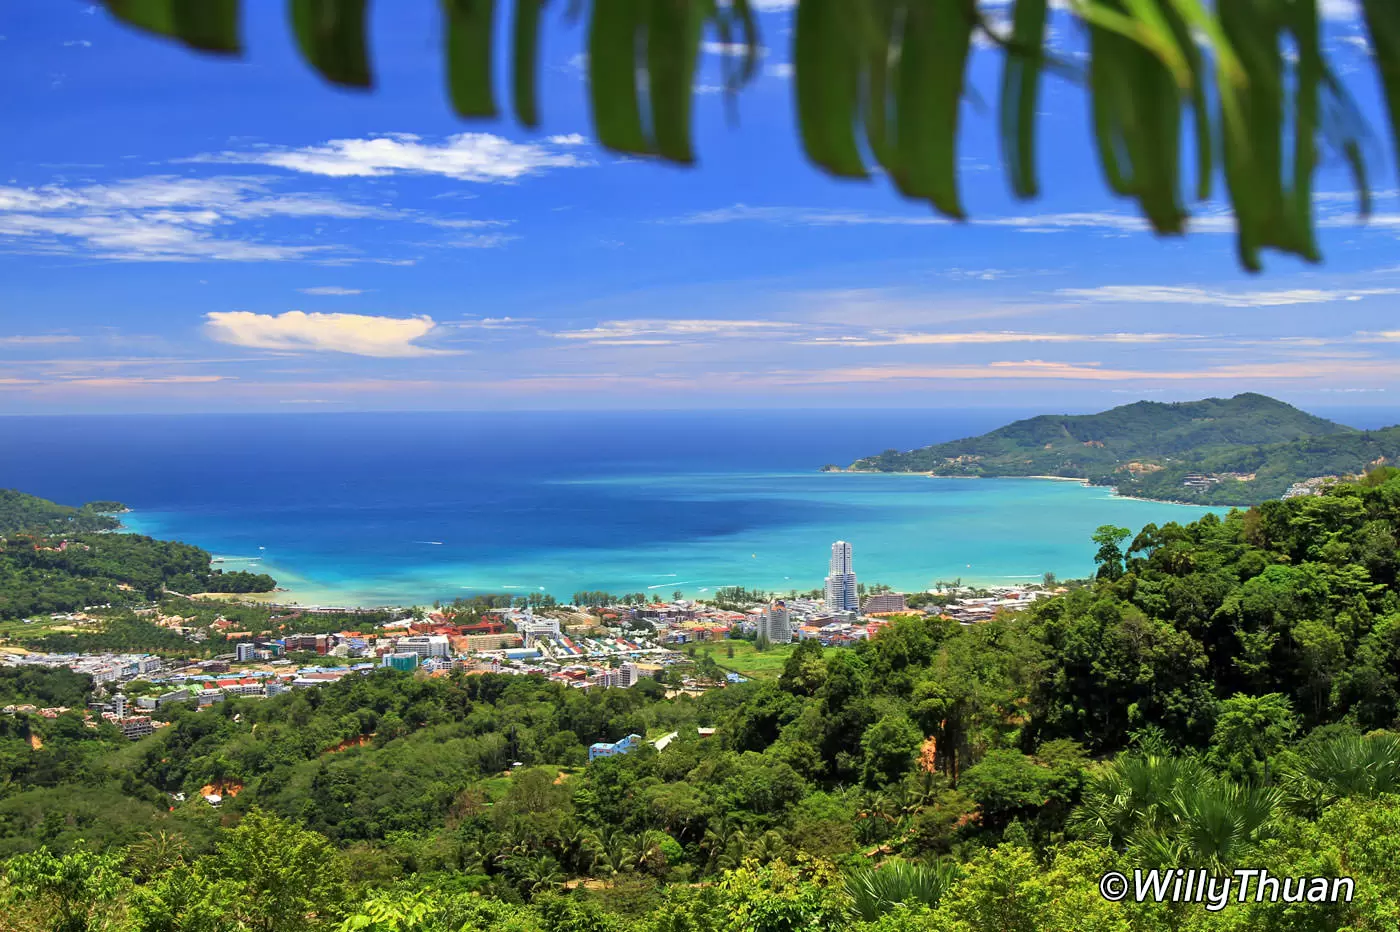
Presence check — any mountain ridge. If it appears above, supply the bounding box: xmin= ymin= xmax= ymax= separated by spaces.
xmin=843 ymin=393 xmax=1396 ymax=504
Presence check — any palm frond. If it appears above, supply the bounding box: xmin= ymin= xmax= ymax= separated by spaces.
xmin=93 ymin=0 xmax=1400 ymax=271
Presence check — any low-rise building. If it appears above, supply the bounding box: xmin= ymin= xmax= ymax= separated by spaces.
xmin=588 ymin=733 xmax=641 ymax=762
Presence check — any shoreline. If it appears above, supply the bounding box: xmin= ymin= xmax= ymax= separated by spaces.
xmin=110 ymin=480 xmax=1231 ymax=613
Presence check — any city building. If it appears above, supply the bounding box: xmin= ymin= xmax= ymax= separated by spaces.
xmin=824 ymin=540 xmax=860 ymax=613
xmin=396 ymin=635 xmax=450 ymax=658
xmin=861 ymin=592 xmax=907 ymax=614
xmin=235 ymin=642 xmax=255 ymax=662
xmin=382 ymin=652 xmax=420 ymax=672
xmin=759 ymin=600 xmax=793 ymax=645
xmin=118 ymin=716 xmax=155 ymax=740
xmin=517 ymin=609 xmax=562 ymax=648
xmin=284 ymin=634 xmax=330 ymax=654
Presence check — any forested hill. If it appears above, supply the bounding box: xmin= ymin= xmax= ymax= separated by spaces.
xmin=845 ymin=393 xmax=1389 ymax=503
xmin=0 ymin=489 xmax=124 ymax=536
xmin=0 ymin=489 xmax=276 ymax=617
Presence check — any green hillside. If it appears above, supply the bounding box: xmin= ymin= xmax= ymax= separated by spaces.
xmin=0 ymin=490 xmax=276 ymax=618
xmin=0 ymin=490 xmax=123 ymax=537
xmin=846 ymin=393 xmax=1395 ymax=504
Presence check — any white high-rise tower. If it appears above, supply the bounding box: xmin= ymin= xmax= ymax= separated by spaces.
xmin=824 ymin=540 xmax=859 ymax=613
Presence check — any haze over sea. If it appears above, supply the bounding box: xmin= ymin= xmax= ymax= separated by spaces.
xmin=2 ymin=407 xmax=1395 ymax=607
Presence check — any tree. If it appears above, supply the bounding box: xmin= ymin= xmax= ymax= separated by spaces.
xmin=1091 ymin=526 xmax=1131 ymax=581
xmin=861 ymin=712 xmax=923 ymax=787
xmin=2 ymin=845 xmax=125 ymax=932
xmin=190 ymin=808 xmax=343 ymax=932
xmin=1207 ymin=692 xmax=1299 ymax=784
xmin=778 ymin=640 xmax=825 ymax=697
xmin=958 ymin=750 xmax=1055 ymax=833
xmin=85 ymin=1 xmax=1400 ymax=273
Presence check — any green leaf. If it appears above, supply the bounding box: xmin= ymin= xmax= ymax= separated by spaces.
xmin=512 ymin=0 xmax=546 ymax=126
xmin=894 ymin=0 xmax=974 ymax=217
xmin=794 ymin=0 xmax=867 ymax=178
xmin=1362 ymin=0 xmax=1400 ymax=191
xmin=1285 ymin=0 xmax=1322 ymax=262
xmin=646 ymin=0 xmax=705 ymax=162
xmin=105 ymin=0 xmax=241 ymax=53
xmin=444 ymin=0 xmax=498 ymax=117
xmin=999 ymin=0 xmax=1049 ymax=199
xmin=589 ymin=0 xmax=650 ymax=154
xmin=861 ymin=0 xmax=899 ymax=173
xmin=289 ymin=0 xmax=373 ymax=89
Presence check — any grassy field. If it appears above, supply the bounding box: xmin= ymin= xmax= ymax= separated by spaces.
xmin=710 ymin=640 xmax=796 ymax=679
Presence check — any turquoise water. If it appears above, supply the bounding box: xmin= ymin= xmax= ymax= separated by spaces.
xmin=1 ymin=411 xmax=1228 ymax=607
xmin=122 ymin=472 xmax=1221 ymax=606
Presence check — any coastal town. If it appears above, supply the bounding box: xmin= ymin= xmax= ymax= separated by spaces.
xmin=0 ymin=541 xmax=1057 ymax=753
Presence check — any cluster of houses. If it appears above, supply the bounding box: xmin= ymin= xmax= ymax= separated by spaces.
xmin=937 ymin=589 xmax=1056 ymax=624
xmin=5 ymin=570 xmax=1063 ymax=748
xmin=1282 ymin=476 xmax=1341 ymax=499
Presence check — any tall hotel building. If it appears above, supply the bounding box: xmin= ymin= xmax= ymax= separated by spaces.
xmin=759 ymin=600 xmax=793 ymax=644
xmin=824 ymin=540 xmax=860 ymax=613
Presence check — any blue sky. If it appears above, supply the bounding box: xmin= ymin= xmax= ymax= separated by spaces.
xmin=1 ymin=0 xmax=1399 ymax=414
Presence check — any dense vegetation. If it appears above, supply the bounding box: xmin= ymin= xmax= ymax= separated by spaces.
xmin=0 ymin=491 xmax=122 ymax=537
xmin=7 ymin=471 xmax=1400 ymax=928
xmin=846 ymin=393 xmax=1399 ymax=504
xmin=0 ymin=490 xmax=276 ymax=619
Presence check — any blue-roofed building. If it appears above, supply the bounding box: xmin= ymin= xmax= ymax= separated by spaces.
xmin=588 ymin=733 xmax=642 ymax=762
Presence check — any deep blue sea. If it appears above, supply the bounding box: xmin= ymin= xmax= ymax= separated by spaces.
xmin=1 ymin=407 xmax=1394 ymax=606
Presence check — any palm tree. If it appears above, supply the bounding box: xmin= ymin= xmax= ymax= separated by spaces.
xmin=626 ymin=829 xmax=671 ymax=875
xmin=1069 ymin=753 xmax=1210 ymax=849
xmin=514 ymin=853 xmax=565 ymax=898
xmin=1130 ymin=782 xmax=1283 ymax=872
xmin=1282 ymin=733 xmax=1400 ymax=816
xmin=1072 ymin=752 xmax=1284 ymax=872
xmin=587 ymin=826 xmax=632 ymax=884
xmin=86 ymin=1 xmax=1400 ymax=273
xmin=125 ymin=830 xmax=190 ymax=883
xmin=846 ymin=859 xmax=961 ymax=922
xmin=701 ymin=818 xmax=748 ymax=873
xmin=747 ymin=830 xmax=790 ymax=865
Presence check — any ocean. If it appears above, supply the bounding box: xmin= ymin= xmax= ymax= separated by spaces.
xmin=1 ymin=407 xmax=1392 ymax=606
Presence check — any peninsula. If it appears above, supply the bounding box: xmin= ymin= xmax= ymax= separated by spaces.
xmin=842 ymin=393 xmax=1400 ymax=504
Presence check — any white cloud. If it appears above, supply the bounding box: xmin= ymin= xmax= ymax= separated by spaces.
xmin=192 ymin=133 xmax=590 ymax=183
xmin=546 ymin=133 xmax=587 ymax=146
xmin=675 ymin=204 xmax=948 ymax=226
xmin=0 ymin=334 xmax=81 ymax=345
xmin=555 ymin=319 xmax=795 ymax=344
xmin=62 ymin=40 xmax=92 ymax=48
xmin=668 ymin=204 xmax=1249 ymax=235
xmin=445 ymin=233 xmax=518 ymax=249
xmin=0 ymin=174 xmax=508 ymax=262
xmin=298 ymin=286 xmax=364 ymax=296
xmin=703 ymin=41 xmax=766 ymax=58
xmin=1057 ymin=285 xmax=1400 ymax=307
xmin=450 ymin=317 xmax=532 ymax=330
xmin=776 ymin=357 xmax=1400 ymax=385
xmin=802 ymin=330 xmax=1199 ymax=347
xmin=205 ymin=311 xmax=455 ymax=357
xmin=765 ymin=63 xmax=794 ymax=79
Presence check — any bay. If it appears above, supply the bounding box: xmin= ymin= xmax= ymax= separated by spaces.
xmin=0 ymin=409 xmax=1245 ymax=605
